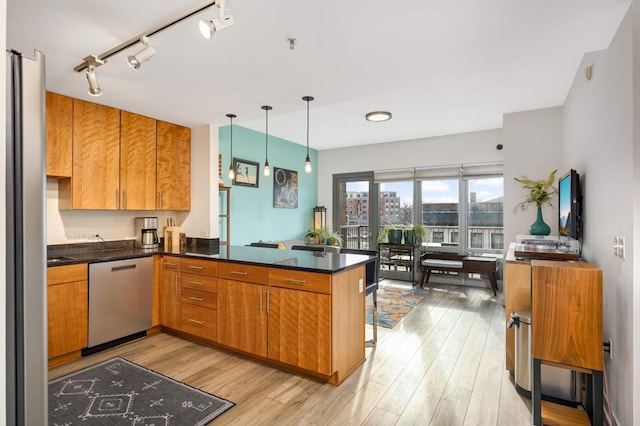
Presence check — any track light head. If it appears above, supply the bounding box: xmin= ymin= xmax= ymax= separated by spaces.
xmin=85 ymin=65 xmax=102 ymax=97
xmin=199 ymin=15 xmax=234 ymax=39
xmin=127 ymin=37 xmax=156 ymax=71
xmin=199 ymin=0 xmax=234 ymax=39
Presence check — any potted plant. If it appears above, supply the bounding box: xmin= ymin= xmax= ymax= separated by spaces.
xmin=304 ymin=229 xmax=320 ymax=245
xmin=514 ymin=170 xmax=558 ymax=235
xmin=377 ymin=225 xmax=404 ymax=244
xmin=403 ymin=224 xmax=429 ymax=245
xmin=318 ymin=228 xmax=343 ymax=247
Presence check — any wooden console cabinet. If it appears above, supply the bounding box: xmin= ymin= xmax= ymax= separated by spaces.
xmin=531 ymin=260 xmax=603 ymax=426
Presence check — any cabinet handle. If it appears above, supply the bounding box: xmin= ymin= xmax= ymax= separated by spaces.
xmin=188 ymin=318 xmax=205 ymax=325
xmin=230 ymin=270 xmax=248 ymax=276
xmin=159 ymin=192 xmax=163 ymax=209
xmin=284 ymin=278 xmax=306 ymax=285
xmin=266 ymin=290 xmax=270 ymax=313
xmin=188 ymin=265 xmax=204 ymax=270
xmin=259 ymin=288 xmax=263 ymax=313
xmin=116 ymin=189 xmax=119 ymax=209
xmin=189 ymin=281 xmax=204 ymax=286
xmin=189 ymin=296 xmax=205 ymax=302
xmin=175 ymin=275 xmax=179 ymax=293
xmin=123 ymin=190 xmax=127 ymax=210
xmin=163 ymin=262 xmax=177 ymax=267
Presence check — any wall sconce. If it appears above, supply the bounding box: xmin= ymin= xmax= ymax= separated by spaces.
xmin=313 ymin=206 xmax=327 ymax=231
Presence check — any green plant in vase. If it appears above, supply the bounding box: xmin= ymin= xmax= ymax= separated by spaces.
xmin=377 ymin=225 xmax=404 ymax=244
xmin=514 ymin=170 xmax=558 ymax=236
xmin=403 ymin=224 xmax=430 ymax=245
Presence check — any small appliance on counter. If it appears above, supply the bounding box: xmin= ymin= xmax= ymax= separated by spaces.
xmin=134 ymin=217 xmax=159 ymax=249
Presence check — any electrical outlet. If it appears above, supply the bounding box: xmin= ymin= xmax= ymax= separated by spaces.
xmin=608 ymin=338 xmax=613 ymax=360
xmin=613 ymin=237 xmax=619 ymax=256
xmin=619 ymin=237 xmax=625 ymax=259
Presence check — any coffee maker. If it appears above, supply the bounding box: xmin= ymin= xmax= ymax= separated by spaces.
xmin=134 ymin=217 xmax=159 ymax=249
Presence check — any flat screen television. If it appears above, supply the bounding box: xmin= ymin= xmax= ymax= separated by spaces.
xmin=558 ymin=169 xmax=582 ymax=240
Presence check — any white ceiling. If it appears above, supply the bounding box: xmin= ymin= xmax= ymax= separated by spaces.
xmin=7 ymin=0 xmax=631 ymax=150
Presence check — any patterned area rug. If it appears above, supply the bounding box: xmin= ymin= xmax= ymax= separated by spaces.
xmin=366 ymin=283 xmax=428 ymax=328
xmin=49 ymin=357 xmax=234 ymax=425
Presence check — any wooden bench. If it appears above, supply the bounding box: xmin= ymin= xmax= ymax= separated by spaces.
xmin=419 ymin=252 xmax=498 ymax=295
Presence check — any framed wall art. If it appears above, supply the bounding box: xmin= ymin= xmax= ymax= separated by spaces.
xmin=232 ymin=158 xmax=259 ymax=188
xmin=273 ymin=167 xmax=298 ymax=208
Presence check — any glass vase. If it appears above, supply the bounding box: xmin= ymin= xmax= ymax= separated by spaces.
xmin=529 ymin=205 xmax=551 ymax=236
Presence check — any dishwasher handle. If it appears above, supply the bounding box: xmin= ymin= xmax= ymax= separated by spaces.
xmin=111 ymin=264 xmax=137 ymax=272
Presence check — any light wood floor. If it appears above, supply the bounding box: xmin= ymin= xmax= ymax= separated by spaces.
xmin=49 ymin=281 xmax=532 ymax=425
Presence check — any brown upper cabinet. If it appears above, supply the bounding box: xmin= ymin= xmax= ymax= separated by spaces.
xmin=157 ymin=121 xmax=191 ymax=211
xmin=67 ymin=99 xmax=121 ymax=209
xmin=120 ymin=111 xmax=157 ymax=210
xmin=45 ymin=92 xmax=73 ymax=178
xmin=49 ymin=93 xmax=191 ymax=211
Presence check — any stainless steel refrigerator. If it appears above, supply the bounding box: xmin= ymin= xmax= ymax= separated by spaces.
xmin=6 ymin=49 xmax=47 ymax=425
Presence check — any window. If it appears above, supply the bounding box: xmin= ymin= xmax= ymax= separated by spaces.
xmin=451 ymin=231 xmax=459 ymax=243
xmin=432 ymin=231 xmax=444 ymax=243
xmin=491 ymin=233 xmax=504 ymax=250
xmin=470 ymin=232 xmax=483 ymax=248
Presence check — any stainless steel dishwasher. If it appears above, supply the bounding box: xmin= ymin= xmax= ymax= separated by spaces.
xmin=88 ymin=256 xmax=153 ymax=348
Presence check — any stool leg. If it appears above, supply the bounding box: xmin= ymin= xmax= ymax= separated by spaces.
xmin=591 ymin=370 xmax=603 ymax=426
xmin=366 ymin=289 xmax=378 ymax=347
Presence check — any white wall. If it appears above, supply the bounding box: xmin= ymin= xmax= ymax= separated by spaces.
xmin=318 ymin=129 xmax=503 ymax=230
xmin=1 ymin=0 xmax=7 ymax=421
xmin=503 ymin=107 xmax=564 ymax=246
xmin=180 ymin=125 xmax=219 ymax=239
xmin=563 ymin=8 xmax=635 ymax=424
xmin=46 ymin=125 xmax=220 ymax=245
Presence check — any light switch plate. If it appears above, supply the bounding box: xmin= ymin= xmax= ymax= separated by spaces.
xmin=358 ymin=278 xmax=364 ymax=293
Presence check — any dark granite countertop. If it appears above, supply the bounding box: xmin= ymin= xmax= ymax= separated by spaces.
xmin=48 ymin=242 xmax=373 ymax=274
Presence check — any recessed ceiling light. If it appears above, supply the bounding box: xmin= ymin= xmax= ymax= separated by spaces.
xmin=365 ymin=111 xmax=392 ymax=122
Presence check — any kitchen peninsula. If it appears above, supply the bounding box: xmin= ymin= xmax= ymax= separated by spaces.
xmin=47 ymin=243 xmax=373 ymax=385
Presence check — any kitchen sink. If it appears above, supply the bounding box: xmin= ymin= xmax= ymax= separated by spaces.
xmin=47 ymin=256 xmax=76 ymax=263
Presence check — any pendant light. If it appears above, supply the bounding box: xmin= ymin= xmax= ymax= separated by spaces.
xmin=302 ymin=96 xmax=314 ymax=173
xmin=226 ymin=113 xmax=236 ymax=180
xmin=262 ymin=105 xmax=272 ymax=177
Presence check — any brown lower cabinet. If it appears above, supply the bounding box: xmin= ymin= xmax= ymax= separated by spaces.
xmin=161 ymin=257 xmax=182 ymax=329
xmin=160 ymin=255 xmax=365 ymax=384
xmin=47 ymin=263 xmax=88 ymax=367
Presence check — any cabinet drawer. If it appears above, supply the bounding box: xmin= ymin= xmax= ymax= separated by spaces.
xmin=47 ymin=263 xmax=88 ymax=285
xmin=162 ymin=256 xmax=181 ymax=271
xmin=182 ymin=273 xmax=217 ymax=293
xmin=182 ymin=288 xmax=217 ymax=310
xmin=181 ymin=258 xmax=217 ymax=277
xmin=218 ymin=262 xmax=268 ymax=285
xmin=268 ymin=268 xmax=331 ymax=294
xmin=181 ymin=304 xmax=216 ymax=340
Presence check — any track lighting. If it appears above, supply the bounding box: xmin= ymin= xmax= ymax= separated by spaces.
xmin=302 ymin=96 xmax=314 ymax=173
xmin=226 ymin=113 xmax=236 ymax=180
xmin=85 ymin=65 xmax=102 ymax=97
xmin=127 ymin=37 xmax=156 ymax=71
xmin=262 ymin=105 xmax=272 ymax=177
xmin=73 ymin=1 xmax=236 ymax=93
xmin=199 ymin=0 xmax=234 ymax=40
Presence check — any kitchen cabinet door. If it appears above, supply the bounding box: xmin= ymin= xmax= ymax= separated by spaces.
xmin=157 ymin=120 xmax=190 ymax=211
xmin=217 ymin=279 xmax=267 ymax=357
xmin=267 ymin=286 xmax=332 ymax=375
xmin=120 ymin=111 xmax=156 ymax=210
xmin=47 ymin=264 xmax=88 ymax=364
xmin=45 ymin=92 xmax=73 ymax=177
xmin=161 ymin=258 xmax=182 ymax=330
xmin=70 ymin=99 xmax=120 ymax=209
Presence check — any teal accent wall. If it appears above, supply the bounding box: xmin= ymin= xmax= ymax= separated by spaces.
xmin=219 ymin=125 xmax=318 ymax=245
